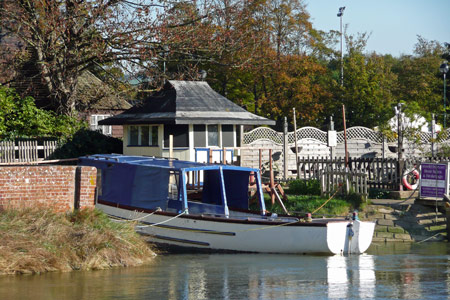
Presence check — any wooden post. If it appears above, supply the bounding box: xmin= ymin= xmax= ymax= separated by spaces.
xmin=293 ymin=108 xmax=299 ymax=178
xmin=329 ymin=116 xmax=336 ymax=160
xmin=283 ymin=117 xmax=288 ymax=180
xmin=259 ymin=149 xmax=262 ymax=173
xmin=222 ymin=147 xmax=226 ymax=164
xmin=169 ymin=135 xmax=173 ymax=159
xmin=397 ymin=103 xmax=404 ymax=191
xmin=209 ymin=148 xmax=213 ymax=163
xmin=431 ymin=114 xmax=436 ymax=157
xmin=446 ymin=206 xmax=450 ymax=239
xmin=269 ymin=149 xmax=275 ymax=205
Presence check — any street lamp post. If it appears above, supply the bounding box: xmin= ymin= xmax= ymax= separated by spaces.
xmin=337 ymin=7 xmax=345 ymax=87
xmin=440 ymin=61 xmax=449 ymax=129
xmin=162 ymin=45 xmax=169 ymax=82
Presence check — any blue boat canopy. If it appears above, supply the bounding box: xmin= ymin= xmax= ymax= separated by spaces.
xmin=78 ymin=154 xmax=266 ymax=216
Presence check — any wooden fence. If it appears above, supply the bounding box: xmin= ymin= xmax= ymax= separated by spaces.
xmin=296 ymin=156 xmax=450 ymax=190
xmin=296 ymin=157 xmax=399 ymax=190
xmin=320 ymin=169 xmax=368 ymax=199
xmin=0 ymin=140 xmax=58 ymax=163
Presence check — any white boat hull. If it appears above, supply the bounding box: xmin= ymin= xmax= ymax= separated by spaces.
xmin=98 ymin=203 xmax=375 ymax=255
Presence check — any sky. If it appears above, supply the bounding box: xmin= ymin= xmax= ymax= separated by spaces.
xmin=304 ymin=0 xmax=450 ymax=57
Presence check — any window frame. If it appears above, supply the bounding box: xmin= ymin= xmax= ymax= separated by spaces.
xmin=128 ymin=125 xmax=159 ymax=147
xmin=90 ymin=114 xmax=112 ymax=136
xmin=207 ymin=124 xmax=219 ymax=147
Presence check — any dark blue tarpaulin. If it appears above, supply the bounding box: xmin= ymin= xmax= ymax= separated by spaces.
xmin=79 ymin=154 xmax=262 ymax=214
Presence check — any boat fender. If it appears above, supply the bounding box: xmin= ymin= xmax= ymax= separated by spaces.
xmin=348 ymin=224 xmax=354 ymax=239
xmin=269 ymin=213 xmax=278 ymax=221
xmin=402 ymin=168 xmax=419 ymax=190
xmin=305 ymin=213 xmax=312 ymax=223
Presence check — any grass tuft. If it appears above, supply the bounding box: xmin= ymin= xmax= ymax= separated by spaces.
xmin=0 ymin=208 xmax=155 ymax=275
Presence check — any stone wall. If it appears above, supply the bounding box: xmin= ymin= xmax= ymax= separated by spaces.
xmin=361 ymin=203 xmax=447 ymax=242
xmin=0 ymin=165 xmax=97 ymax=212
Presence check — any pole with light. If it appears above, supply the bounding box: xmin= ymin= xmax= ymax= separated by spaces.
xmin=440 ymin=61 xmax=449 ymax=129
xmin=337 ymin=6 xmax=345 ymax=87
xmin=337 ymin=7 xmax=348 ymax=168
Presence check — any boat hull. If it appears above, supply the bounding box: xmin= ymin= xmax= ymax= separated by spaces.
xmin=98 ymin=203 xmax=375 ymax=255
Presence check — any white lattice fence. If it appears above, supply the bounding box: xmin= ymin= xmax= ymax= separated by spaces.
xmin=243 ymin=127 xmax=283 ymax=145
xmin=241 ymin=125 xmax=450 ymax=179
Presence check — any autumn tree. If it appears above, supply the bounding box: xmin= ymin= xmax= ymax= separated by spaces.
xmin=0 ymin=0 xmax=234 ymax=115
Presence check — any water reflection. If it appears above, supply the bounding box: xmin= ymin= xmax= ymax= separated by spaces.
xmin=0 ymin=243 xmax=449 ymax=300
xmin=327 ymin=255 xmax=348 ymax=299
xmin=326 ymin=254 xmax=376 ymax=299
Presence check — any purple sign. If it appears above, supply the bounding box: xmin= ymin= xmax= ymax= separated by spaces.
xmin=420 ymin=163 xmax=448 ymax=198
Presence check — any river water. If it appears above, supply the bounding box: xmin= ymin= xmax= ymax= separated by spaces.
xmin=0 ymin=242 xmax=449 ymax=300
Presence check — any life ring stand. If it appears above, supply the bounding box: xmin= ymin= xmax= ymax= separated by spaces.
xmin=402 ymin=168 xmax=419 ymax=190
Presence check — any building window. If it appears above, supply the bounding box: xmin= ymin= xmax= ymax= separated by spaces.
xmin=208 ymin=125 xmax=219 ymax=147
xmin=164 ymin=124 xmax=189 ymax=148
xmin=128 ymin=125 xmax=159 ymax=146
xmin=194 ymin=125 xmax=206 ymax=147
xmin=90 ymin=114 xmax=112 ymax=135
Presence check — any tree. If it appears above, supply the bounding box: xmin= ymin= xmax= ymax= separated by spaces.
xmin=393 ymin=36 xmax=445 ymax=123
xmin=325 ymin=33 xmax=397 ymax=129
xmin=0 ymin=0 xmax=221 ymax=115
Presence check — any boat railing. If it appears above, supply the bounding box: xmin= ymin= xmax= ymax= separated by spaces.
xmin=200 ymin=212 xmax=299 ymax=223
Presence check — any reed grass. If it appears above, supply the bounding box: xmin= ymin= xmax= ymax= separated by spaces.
xmin=0 ymin=208 xmax=155 ymax=275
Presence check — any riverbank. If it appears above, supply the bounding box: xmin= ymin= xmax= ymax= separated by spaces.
xmin=360 ymin=199 xmax=447 ymax=242
xmin=0 ymin=208 xmax=156 ymax=275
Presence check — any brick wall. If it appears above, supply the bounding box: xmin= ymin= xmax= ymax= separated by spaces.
xmin=0 ymin=165 xmax=97 ymax=212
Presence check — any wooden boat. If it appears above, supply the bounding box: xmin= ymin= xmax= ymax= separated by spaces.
xmin=79 ymin=154 xmax=375 ymax=255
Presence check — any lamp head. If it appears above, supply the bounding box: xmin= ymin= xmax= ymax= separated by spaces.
xmin=337 ymin=7 xmax=345 ymax=17
xmin=199 ymin=70 xmax=207 ymax=80
xmin=440 ymin=61 xmax=449 ymax=74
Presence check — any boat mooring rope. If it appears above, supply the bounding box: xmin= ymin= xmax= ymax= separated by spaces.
xmin=108 ymin=209 xmax=161 ymax=223
xmin=114 ymin=185 xmax=345 ymax=233
xmin=311 ymin=185 xmax=343 ymax=215
xmin=135 ymin=210 xmax=187 ymax=228
xmin=415 ymin=233 xmax=443 ymax=244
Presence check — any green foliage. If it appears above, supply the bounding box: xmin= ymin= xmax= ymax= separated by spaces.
xmin=264 ymin=194 xmax=350 ymax=216
xmin=435 ymin=143 xmax=450 ymax=157
xmin=0 ymin=86 xmax=85 ymax=139
xmin=329 ymin=44 xmax=397 ymax=129
xmin=49 ymin=129 xmax=122 ymax=159
xmin=287 ymin=179 xmax=321 ymax=195
xmin=342 ymin=191 xmax=366 ymax=210
xmin=369 ymin=188 xmax=391 ymax=199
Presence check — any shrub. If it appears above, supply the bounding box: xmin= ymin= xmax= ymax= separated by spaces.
xmin=287 ymin=179 xmax=320 ymax=195
xmin=0 ymin=86 xmax=85 ymax=139
xmin=49 ymin=129 xmax=123 ymax=159
xmin=369 ymin=188 xmax=391 ymax=199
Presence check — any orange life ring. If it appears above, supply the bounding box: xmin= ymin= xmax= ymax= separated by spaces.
xmin=402 ymin=169 xmax=419 ymax=190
